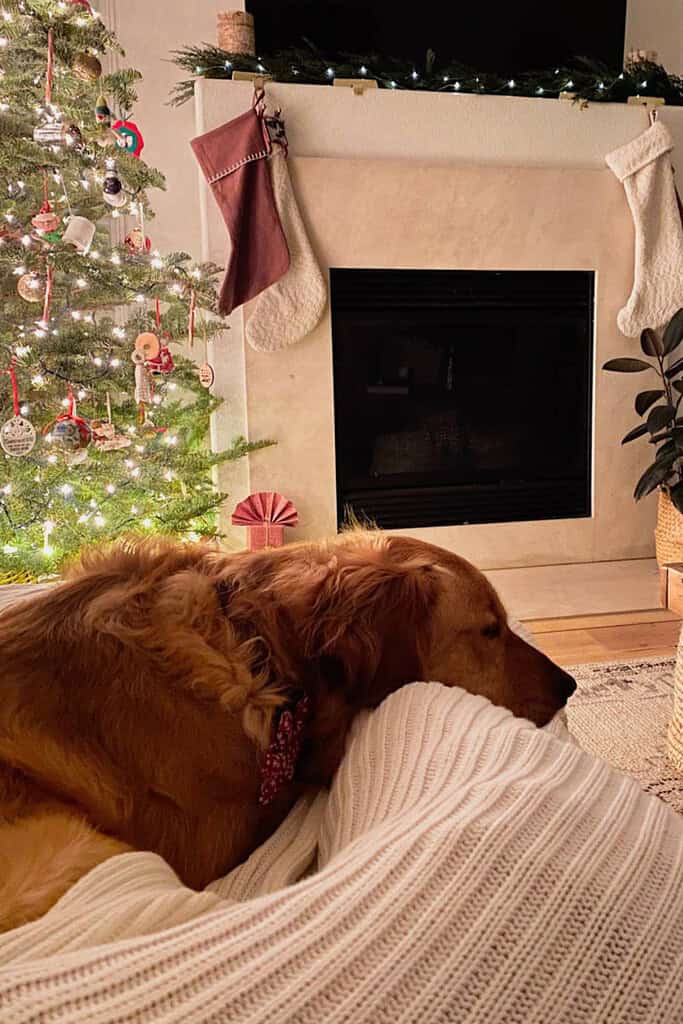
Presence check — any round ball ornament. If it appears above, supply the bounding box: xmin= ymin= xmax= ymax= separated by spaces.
xmin=134 ymin=332 xmax=161 ymax=360
xmin=0 ymin=415 xmax=36 ymax=457
xmin=74 ymin=52 xmax=102 ymax=82
xmin=103 ymin=158 xmax=126 ymax=208
xmin=51 ymin=414 xmax=92 ymax=451
xmin=17 ymin=272 xmax=45 ymax=303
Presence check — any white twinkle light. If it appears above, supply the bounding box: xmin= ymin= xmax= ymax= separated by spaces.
xmin=47 ymin=453 xmax=58 ymax=464
xmin=3 ymin=544 xmax=17 ymax=554
xmin=76 ymin=277 xmax=88 ymax=289
xmin=93 ymin=356 xmax=103 ymax=367
xmin=61 ymin=398 xmax=70 ymax=408
xmin=19 ymin=403 xmax=29 ymax=415
xmin=60 ymin=484 xmax=73 ymax=497
xmin=151 ymin=256 xmax=163 ymax=270
xmin=94 ymin=514 xmax=105 ymax=528
xmin=508 ymin=79 xmax=516 ymax=88
xmin=77 ymin=389 xmax=86 ymax=400
xmin=110 ymin=254 xmax=121 ymax=266
xmin=110 ymin=358 xmax=120 ymax=368
xmin=105 ymin=484 xmax=116 ymax=495
xmin=21 ymin=234 xmax=31 ymax=248
xmin=1 ymin=483 xmax=11 ymax=495
xmin=135 ymin=293 xmax=145 ymax=303
xmin=143 ymin=518 xmax=152 ymax=528
xmin=32 ymin=374 xmax=44 ymax=386
xmin=112 ymin=327 xmax=125 ymax=339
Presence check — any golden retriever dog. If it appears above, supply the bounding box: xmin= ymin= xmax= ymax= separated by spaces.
xmin=0 ymin=532 xmax=575 ymax=931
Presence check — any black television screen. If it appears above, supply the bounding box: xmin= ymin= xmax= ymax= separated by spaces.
xmin=246 ymin=1 xmax=628 ymax=74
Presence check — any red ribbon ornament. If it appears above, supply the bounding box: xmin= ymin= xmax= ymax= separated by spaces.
xmin=1 ymin=358 xmax=21 ymax=416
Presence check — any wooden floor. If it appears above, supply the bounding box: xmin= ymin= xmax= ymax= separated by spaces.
xmin=526 ymin=609 xmax=681 ymax=667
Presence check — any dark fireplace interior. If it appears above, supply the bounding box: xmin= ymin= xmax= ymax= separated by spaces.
xmin=331 ymin=269 xmax=594 ymax=530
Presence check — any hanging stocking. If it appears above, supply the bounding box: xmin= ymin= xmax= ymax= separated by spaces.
xmin=191 ymin=104 xmax=290 ymax=315
xmin=605 ymin=120 xmax=683 ymax=336
xmin=245 ymin=148 xmax=327 ymax=352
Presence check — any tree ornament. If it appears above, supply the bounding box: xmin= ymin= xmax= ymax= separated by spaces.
xmin=17 ymin=272 xmax=45 ymax=303
xmin=73 ymin=52 xmax=102 ymax=82
xmin=134 ymin=332 xmax=161 ymax=360
xmin=0 ymin=360 xmax=36 ymax=457
xmin=198 ymin=363 xmax=215 ymax=388
xmin=62 ymin=215 xmax=96 ymax=253
xmin=132 ymin=349 xmax=155 ymax=425
xmin=91 ymin=394 xmax=131 ymax=451
xmin=95 ymin=94 xmax=112 ymax=126
xmin=65 ymin=124 xmax=85 ymax=152
xmin=45 ymin=388 xmax=92 ymax=452
xmin=31 ymin=203 xmax=60 ymax=236
xmin=103 ymin=157 xmax=126 ymax=207
xmin=33 ymin=118 xmax=66 ymax=147
xmin=124 ymin=226 xmax=151 ymax=253
xmin=1 ymin=415 xmax=37 ymax=457
xmin=112 ymin=120 xmax=145 ymax=157
xmin=147 ymin=335 xmax=174 ymax=374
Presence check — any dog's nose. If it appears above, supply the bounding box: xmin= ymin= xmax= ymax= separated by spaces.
xmin=554 ymin=668 xmax=577 ymax=705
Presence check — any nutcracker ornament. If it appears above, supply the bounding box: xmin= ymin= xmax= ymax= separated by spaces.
xmin=146 ymin=333 xmax=174 ymax=375
xmin=132 ymin=349 xmax=154 ymax=423
xmin=1 ymin=360 xmax=36 ymax=458
xmin=103 ymin=157 xmax=126 ymax=208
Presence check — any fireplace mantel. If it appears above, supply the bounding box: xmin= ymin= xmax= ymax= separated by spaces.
xmin=194 ymin=81 xmax=683 ymax=568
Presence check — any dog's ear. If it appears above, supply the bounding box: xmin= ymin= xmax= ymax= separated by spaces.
xmin=292 ymin=536 xmax=442 ymax=706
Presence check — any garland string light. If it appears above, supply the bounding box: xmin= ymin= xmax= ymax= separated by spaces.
xmin=171 ymin=45 xmax=683 ymax=108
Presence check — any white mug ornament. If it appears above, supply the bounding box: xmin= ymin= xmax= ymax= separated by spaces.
xmin=63 ymin=215 xmax=96 ymax=253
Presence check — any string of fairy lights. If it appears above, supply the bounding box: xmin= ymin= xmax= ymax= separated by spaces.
xmin=171 ymin=44 xmax=683 ymax=107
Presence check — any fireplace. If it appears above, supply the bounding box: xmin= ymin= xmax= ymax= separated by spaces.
xmin=331 ymin=269 xmax=594 ymax=530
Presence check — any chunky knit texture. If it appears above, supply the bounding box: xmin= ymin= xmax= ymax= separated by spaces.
xmin=605 ymin=120 xmax=683 ymax=336
xmin=245 ymin=149 xmax=326 ymax=352
xmin=1 ymin=682 xmax=682 ymax=1023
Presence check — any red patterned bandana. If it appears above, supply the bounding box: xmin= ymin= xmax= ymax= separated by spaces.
xmin=259 ymin=694 xmax=311 ymax=807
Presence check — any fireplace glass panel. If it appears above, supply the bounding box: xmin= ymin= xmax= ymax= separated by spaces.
xmin=331 ymin=269 xmax=594 ymax=530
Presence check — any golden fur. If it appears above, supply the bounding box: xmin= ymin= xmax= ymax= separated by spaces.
xmin=0 ymin=532 xmax=575 ymax=931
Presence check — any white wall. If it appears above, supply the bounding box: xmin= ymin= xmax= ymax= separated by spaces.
xmin=625 ymin=0 xmax=683 ymax=73
xmin=102 ymin=0 xmax=240 ymax=256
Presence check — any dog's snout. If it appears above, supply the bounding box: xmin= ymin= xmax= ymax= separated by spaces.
xmin=554 ymin=668 xmax=577 ymax=705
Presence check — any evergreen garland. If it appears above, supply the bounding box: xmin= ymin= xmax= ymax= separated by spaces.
xmin=171 ymin=43 xmax=683 ymax=108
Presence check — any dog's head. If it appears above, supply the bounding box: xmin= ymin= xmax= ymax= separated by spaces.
xmin=220 ymin=532 xmax=576 ymax=780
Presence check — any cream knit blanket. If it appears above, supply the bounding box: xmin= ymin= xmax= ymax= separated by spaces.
xmin=1 ymin=682 xmax=682 ymax=1023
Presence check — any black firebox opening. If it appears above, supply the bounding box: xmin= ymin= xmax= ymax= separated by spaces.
xmin=331 ymin=269 xmax=594 ymax=531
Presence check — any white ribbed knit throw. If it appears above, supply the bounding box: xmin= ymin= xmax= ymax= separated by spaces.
xmin=245 ymin=149 xmax=327 ymax=352
xmin=605 ymin=120 xmax=683 ymax=336
xmin=1 ymin=682 xmax=682 ymax=1023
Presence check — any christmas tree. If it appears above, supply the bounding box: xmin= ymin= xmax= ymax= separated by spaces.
xmin=0 ymin=0 xmax=267 ymax=581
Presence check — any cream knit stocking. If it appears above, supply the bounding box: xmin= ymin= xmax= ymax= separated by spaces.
xmin=245 ymin=149 xmax=326 ymax=352
xmin=605 ymin=120 xmax=683 ymax=337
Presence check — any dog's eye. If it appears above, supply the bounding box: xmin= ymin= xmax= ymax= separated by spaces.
xmin=481 ymin=622 xmax=502 ymax=639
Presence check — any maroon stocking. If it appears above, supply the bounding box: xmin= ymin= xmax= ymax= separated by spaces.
xmin=191 ymin=106 xmax=290 ymax=315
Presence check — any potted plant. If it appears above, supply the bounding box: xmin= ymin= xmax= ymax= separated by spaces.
xmin=603 ymin=306 xmax=683 ymax=565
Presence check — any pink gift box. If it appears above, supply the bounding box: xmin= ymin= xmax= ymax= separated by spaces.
xmin=232 ymin=492 xmax=298 ymax=551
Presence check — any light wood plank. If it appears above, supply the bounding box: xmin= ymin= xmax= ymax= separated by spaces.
xmin=525 ymin=609 xmax=679 ymax=635
xmin=530 ymin=618 xmax=681 ymax=667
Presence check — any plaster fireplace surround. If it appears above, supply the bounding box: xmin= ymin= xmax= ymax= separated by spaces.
xmin=194 ymin=80 xmax=683 ymax=604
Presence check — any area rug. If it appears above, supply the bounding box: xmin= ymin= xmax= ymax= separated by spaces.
xmin=568 ymin=656 xmax=682 ymax=814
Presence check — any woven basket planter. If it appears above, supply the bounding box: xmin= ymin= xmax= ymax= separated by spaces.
xmin=655 ymin=490 xmax=683 ymax=566
xmin=668 ymin=626 xmax=683 ymax=771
